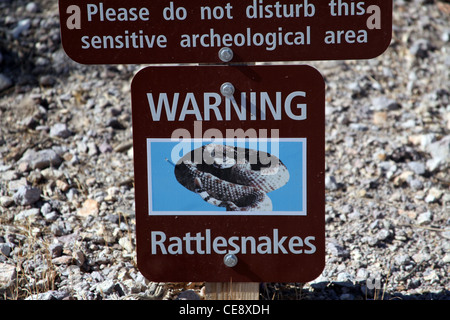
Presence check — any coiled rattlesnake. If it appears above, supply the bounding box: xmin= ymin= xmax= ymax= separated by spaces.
xmin=174 ymin=143 xmax=289 ymax=211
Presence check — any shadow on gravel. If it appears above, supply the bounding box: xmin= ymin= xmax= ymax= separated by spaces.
xmin=260 ymin=282 xmax=450 ymax=300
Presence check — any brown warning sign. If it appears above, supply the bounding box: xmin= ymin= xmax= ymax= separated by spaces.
xmin=131 ymin=65 xmax=325 ymax=282
xmin=59 ymin=0 xmax=392 ymax=64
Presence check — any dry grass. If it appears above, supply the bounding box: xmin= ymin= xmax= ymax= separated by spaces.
xmin=1 ymin=217 xmax=59 ymax=300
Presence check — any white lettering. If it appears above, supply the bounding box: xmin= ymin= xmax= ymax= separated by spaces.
xmin=145 ymin=91 xmax=308 ymax=121
xmin=86 ymin=3 xmax=150 ymax=22
xmin=150 ymin=229 xmax=317 ymax=255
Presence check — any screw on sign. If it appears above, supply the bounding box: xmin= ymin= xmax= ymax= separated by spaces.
xmin=59 ymin=0 xmax=392 ymax=64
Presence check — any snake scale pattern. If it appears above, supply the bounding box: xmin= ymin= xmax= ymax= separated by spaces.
xmin=174 ymin=143 xmax=290 ymax=211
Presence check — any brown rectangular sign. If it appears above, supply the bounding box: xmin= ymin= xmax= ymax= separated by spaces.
xmin=131 ymin=65 xmax=325 ymax=282
xmin=59 ymin=0 xmax=392 ymax=64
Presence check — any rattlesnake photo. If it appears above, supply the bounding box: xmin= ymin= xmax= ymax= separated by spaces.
xmin=174 ymin=143 xmax=290 ymax=211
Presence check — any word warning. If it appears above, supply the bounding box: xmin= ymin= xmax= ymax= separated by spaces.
xmin=59 ymin=0 xmax=393 ymax=64
xmin=131 ymin=65 xmax=325 ymax=282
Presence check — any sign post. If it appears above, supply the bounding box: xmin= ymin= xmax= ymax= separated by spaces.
xmin=58 ymin=0 xmax=393 ymax=300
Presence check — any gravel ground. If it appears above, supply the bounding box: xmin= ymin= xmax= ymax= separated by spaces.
xmin=0 ymin=0 xmax=449 ymax=300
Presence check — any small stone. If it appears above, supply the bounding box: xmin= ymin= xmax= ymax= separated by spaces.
xmin=73 ymin=250 xmax=85 ymax=266
xmin=13 ymin=185 xmax=41 ymax=206
xmin=25 ymin=2 xmax=39 ymax=13
xmin=56 ymin=179 xmax=70 ymax=192
xmin=52 ymin=255 xmax=73 ymax=265
xmin=409 ymin=178 xmax=423 ymax=190
xmin=0 ymin=74 xmax=13 ymax=92
xmin=49 ymin=243 xmax=63 ymax=258
xmin=0 ymin=263 xmax=17 ymax=293
xmin=40 ymin=202 xmax=52 ymax=215
xmin=17 ymin=162 xmax=30 ymax=172
xmin=99 ymin=141 xmax=113 ymax=153
xmin=393 ymin=171 xmax=414 ymax=186
xmin=443 ymin=253 xmax=450 ymax=264
xmin=373 ymin=111 xmax=388 ymax=125
xmin=0 ymin=243 xmax=11 ymax=257
xmin=8 ymin=178 xmax=28 ymax=192
xmin=412 ymin=252 xmax=431 ymax=264
xmin=371 ymin=96 xmax=402 ymax=111
xmin=97 ymin=279 xmax=115 ymax=294
xmin=409 ymin=39 xmax=433 ymax=58
xmin=0 ymin=196 xmax=14 ymax=208
xmin=426 ymin=135 xmax=450 ymax=171
xmin=394 ymin=254 xmax=411 ymax=266
xmin=327 ymin=242 xmax=349 ymax=258
xmin=407 ymin=161 xmax=426 ymax=175
xmin=50 ymin=123 xmax=71 ymax=139
xmin=118 ymin=237 xmax=133 ymax=253
xmin=417 ymin=211 xmax=433 ymax=225
xmin=12 ymin=19 xmax=31 ymax=38
xmin=325 ymin=175 xmax=341 ymax=190
xmin=77 ymin=199 xmax=99 ymax=217
xmin=425 ymin=188 xmax=443 ymax=203
xmin=14 ymin=208 xmax=41 ymax=222
xmin=39 ymin=75 xmax=55 ymax=87
xmin=19 ymin=149 xmax=62 ymax=170
xmin=177 ymin=290 xmax=200 ymax=300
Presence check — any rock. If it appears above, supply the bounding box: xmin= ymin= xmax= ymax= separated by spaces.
xmin=39 ymin=75 xmax=55 ymax=87
xmin=407 ymin=161 xmax=426 ymax=175
xmin=0 ymin=263 xmax=17 ymax=294
xmin=49 ymin=243 xmax=63 ymax=258
xmin=394 ymin=254 xmax=412 ymax=266
xmin=13 ymin=186 xmax=41 ymax=206
xmin=371 ymin=96 xmax=402 ymax=111
xmin=0 ymin=196 xmax=14 ymax=208
xmin=426 ymin=135 xmax=450 ymax=171
xmin=77 ymin=199 xmax=99 ymax=217
xmin=97 ymin=279 xmax=115 ymax=295
xmin=14 ymin=208 xmax=41 ymax=222
xmin=12 ymin=19 xmax=31 ymax=38
xmin=51 ymin=255 xmax=73 ymax=265
xmin=118 ymin=237 xmax=133 ymax=253
xmin=25 ymin=2 xmax=39 ymax=13
xmin=50 ymin=123 xmax=71 ymax=139
xmin=325 ymin=175 xmax=341 ymax=190
xmin=99 ymin=141 xmax=113 ymax=153
xmin=409 ymin=38 xmax=433 ymax=58
xmin=0 ymin=243 xmax=11 ymax=257
xmin=0 ymin=74 xmax=13 ymax=92
xmin=425 ymin=188 xmax=443 ymax=203
xmin=327 ymin=241 xmax=350 ymax=258
xmin=73 ymin=250 xmax=85 ymax=266
xmin=376 ymin=229 xmax=391 ymax=242
xmin=417 ymin=211 xmax=433 ymax=225
xmin=177 ymin=290 xmax=200 ymax=300
xmin=25 ymin=290 xmax=69 ymax=300
xmin=19 ymin=149 xmax=62 ymax=170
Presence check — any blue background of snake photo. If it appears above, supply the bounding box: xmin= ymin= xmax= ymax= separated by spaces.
xmin=146 ymin=138 xmax=306 ymax=215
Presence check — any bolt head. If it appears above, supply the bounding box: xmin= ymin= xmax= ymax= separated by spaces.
xmin=218 ymin=47 xmax=233 ymax=62
xmin=223 ymin=253 xmax=238 ymax=267
xmin=220 ymin=82 xmax=235 ymax=97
